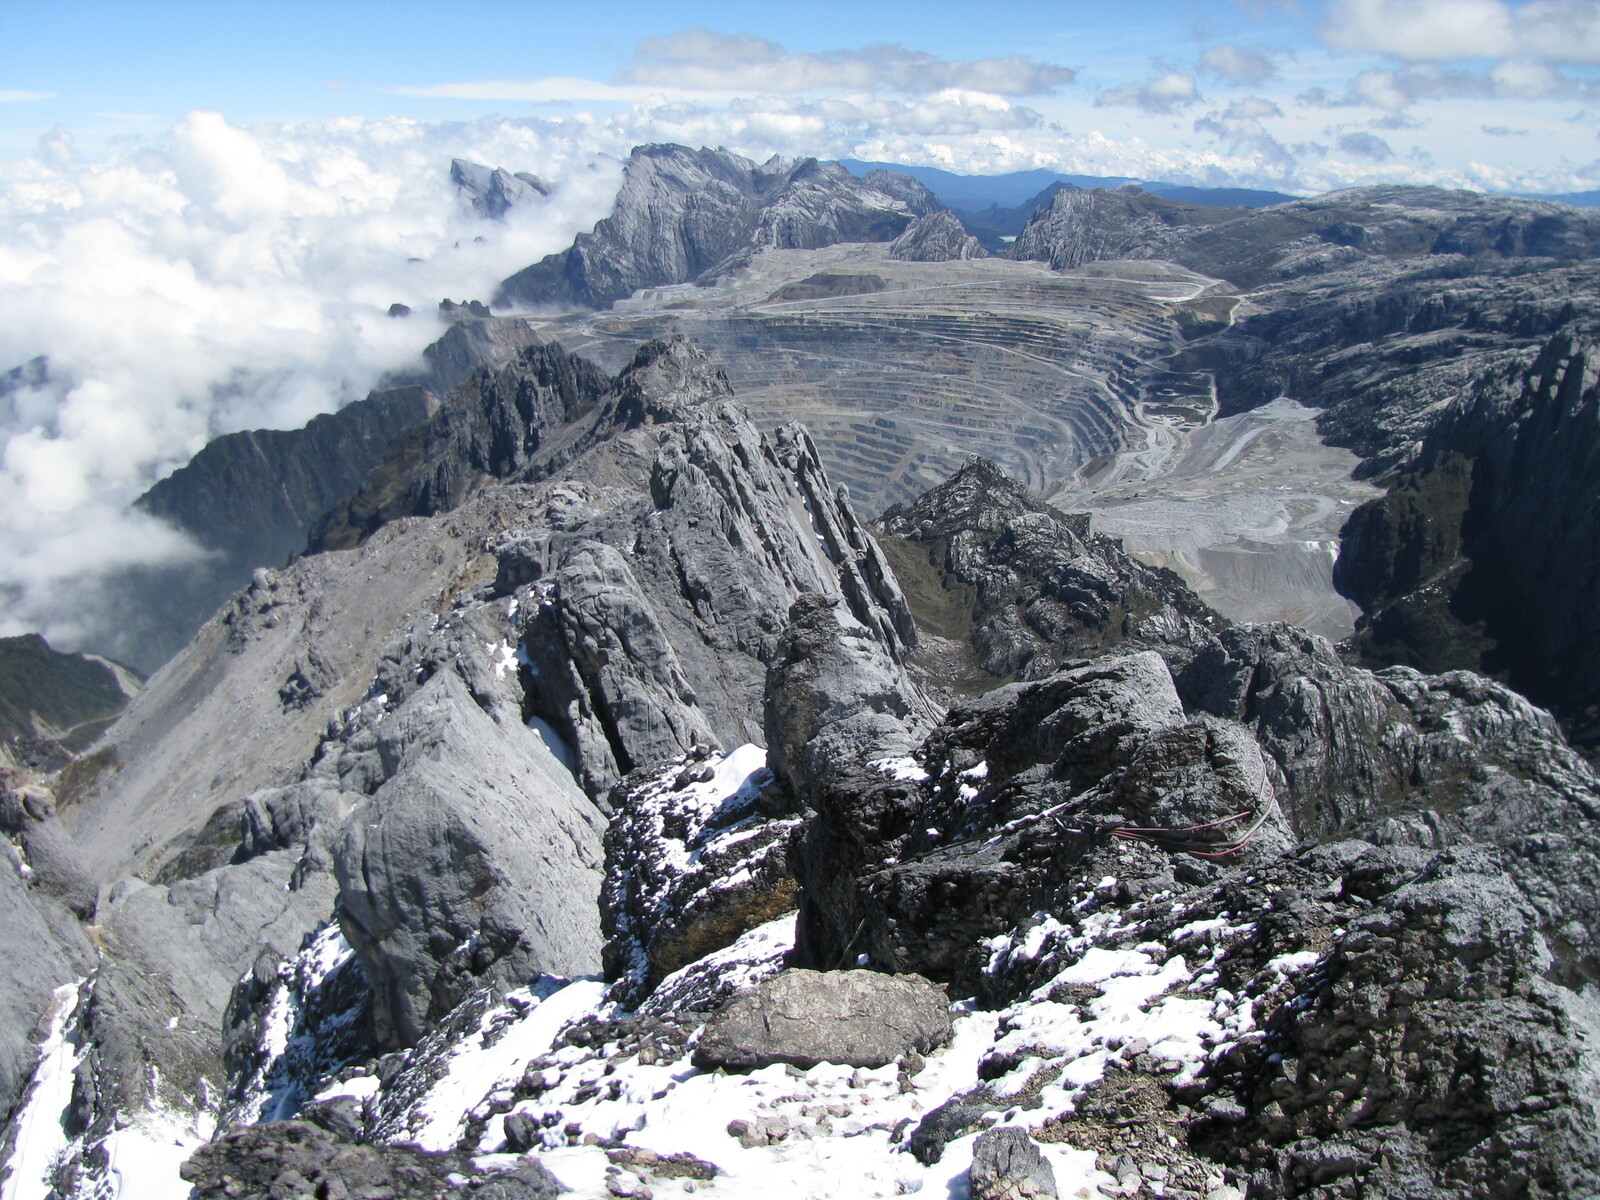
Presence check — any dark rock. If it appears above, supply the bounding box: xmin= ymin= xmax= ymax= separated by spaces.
xmin=691 ymin=969 xmax=952 ymax=1071
xmin=504 ymin=1111 xmax=542 ymax=1152
xmin=1336 ymin=333 xmax=1600 ymax=747
xmin=299 ymin=1095 xmax=364 ymax=1142
xmin=179 ymin=1119 xmax=565 ymax=1200
xmin=969 ymin=1127 xmax=1058 ymax=1200
xmin=602 ymin=748 xmax=798 ymax=1007
xmin=1193 ymin=848 xmax=1600 ymax=1199
xmin=907 ymin=1098 xmax=996 ymax=1163
xmin=877 ymin=457 xmax=1223 ymax=685
xmin=388 ymin=302 xmax=412 ymax=317
xmin=0 ymin=633 xmax=138 ymax=754
xmin=793 ymin=651 xmax=1290 ymax=991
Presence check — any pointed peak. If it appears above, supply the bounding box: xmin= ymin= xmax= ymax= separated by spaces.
xmin=878 ymin=457 xmax=1052 ymax=541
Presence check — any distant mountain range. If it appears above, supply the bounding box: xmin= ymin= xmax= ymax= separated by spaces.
xmin=838 ymin=159 xmax=1300 ymax=213
xmin=839 ymin=158 xmax=1600 ymax=213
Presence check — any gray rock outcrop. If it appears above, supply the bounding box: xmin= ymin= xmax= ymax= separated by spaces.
xmin=1009 ymin=185 xmax=1227 ymax=271
xmin=889 ymin=211 xmax=985 ymax=262
xmin=497 ymin=144 xmax=940 ymax=310
xmin=764 ymin=592 xmax=939 ymax=799
xmin=451 ymin=158 xmax=549 ymax=220
xmin=334 ymin=669 xmax=605 ymax=1048
xmin=791 ymin=650 xmax=1292 ymax=987
xmin=691 ymin=968 xmax=952 ymax=1071
xmin=876 ymin=457 xmax=1223 ymax=684
xmin=0 ymin=762 xmax=95 ymax=1133
xmin=969 ymin=1128 xmax=1058 ymax=1200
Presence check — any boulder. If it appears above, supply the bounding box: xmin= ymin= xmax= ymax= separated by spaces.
xmin=691 ymin=968 xmax=951 ymax=1071
xmin=969 ymin=1128 xmax=1058 ymax=1200
xmin=179 ymin=1120 xmax=565 ymax=1200
xmin=764 ymin=593 xmax=938 ymax=799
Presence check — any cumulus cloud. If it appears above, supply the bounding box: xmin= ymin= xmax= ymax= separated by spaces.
xmin=1323 ymin=0 xmax=1600 ymax=64
xmin=617 ymin=28 xmax=1076 ymax=97
xmin=0 ymin=111 xmax=625 ymax=651
xmin=1200 ymin=44 xmax=1282 ymax=87
xmin=1098 ymin=73 xmax=1202 ymax=114
xmin=1301 ymin=60 xmax=1587 ymax=110
xmin=1338 ymin=130 xmax=1395 ymax=160
xmin=1193 ymin=96 xmax=1296 ymax=173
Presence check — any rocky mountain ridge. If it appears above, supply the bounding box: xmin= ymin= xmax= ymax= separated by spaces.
xmin=5 ymin=323 xmax=1600 ymax=1198
xmin=8 ymin=155 xmax=1600 ymax=1200
xmin=0 ymin=635 xmax=140 ymax=766
xmin=496 ymin=145 xmax=941 ymax=311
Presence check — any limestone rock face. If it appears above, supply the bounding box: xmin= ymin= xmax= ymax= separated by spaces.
xmin=764 ymin=592 xmax=939 ymax=800
xmin=450 ymin=158 xmax=549 ymax=220
xmin=333 ymin=670 xmax=605 ymax=1048
xmin=691 ymin=968 xmax=953 ymax=1071
xmin=497 ymin=144 xmax=939 ymax=310
xmin=877 ymin=457 xmax=1223 ymax=682
xmin=1010 ymin=185 xmax=1227 ymax=270
xmin=1334 ymin=334 xmax=1600 ymax=743
xmin=1014 ymin=183 xmax=1600 ymax=285
xmin=889 ymin=211 xmax=985 ymax=262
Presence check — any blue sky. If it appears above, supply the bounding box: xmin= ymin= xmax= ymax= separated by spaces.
xmin=4 ymin=1 xmax=1597 ymax=190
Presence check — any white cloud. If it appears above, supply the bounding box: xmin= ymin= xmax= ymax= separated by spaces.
xmin=1323 ymin=0 xmax=1600 ymax=63
xmin=1300 ymin=60 xmax=1587 ymax=110
xmin=1338 ymin=130 xmax=1395 ymax=159
xmin=1223 ymin=96 xmax=1286 ymax=119
xmin=617 ymin=28 xmax=1076 ymax=96
xmin=1200 ymin=44 xmax=1282 ymax=87
xmin=0 ymin=111 xmax=625 ymax=650
xmin=1193 ymin=97 xmax=1296 ymax=173
xmin=0 ymin=90 xmax=53 ymax=103
xmin=396 ymin=77 xmax=695 ymax=104
xmin=1098 ymin=73 xmax=1202 ymax=114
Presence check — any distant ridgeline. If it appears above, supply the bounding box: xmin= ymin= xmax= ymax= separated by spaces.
xmin=0 ymin=634 xmax=140 ymax=763
xmin=8 ymin=142 xmax=1600 ymax=755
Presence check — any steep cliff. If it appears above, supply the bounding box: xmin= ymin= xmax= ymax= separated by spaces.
xmin=496 ymin=145 xmax=940 ymax=310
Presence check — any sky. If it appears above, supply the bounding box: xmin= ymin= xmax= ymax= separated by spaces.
xmin=0 ymin=0 xmax=1598 ymax=654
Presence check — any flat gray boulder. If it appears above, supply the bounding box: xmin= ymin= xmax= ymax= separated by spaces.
xmin=692 ymin=968 xmax=951 ymax=1071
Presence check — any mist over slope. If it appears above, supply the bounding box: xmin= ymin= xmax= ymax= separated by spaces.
xmin=0 ymin=113 xmax=626 ymax=654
